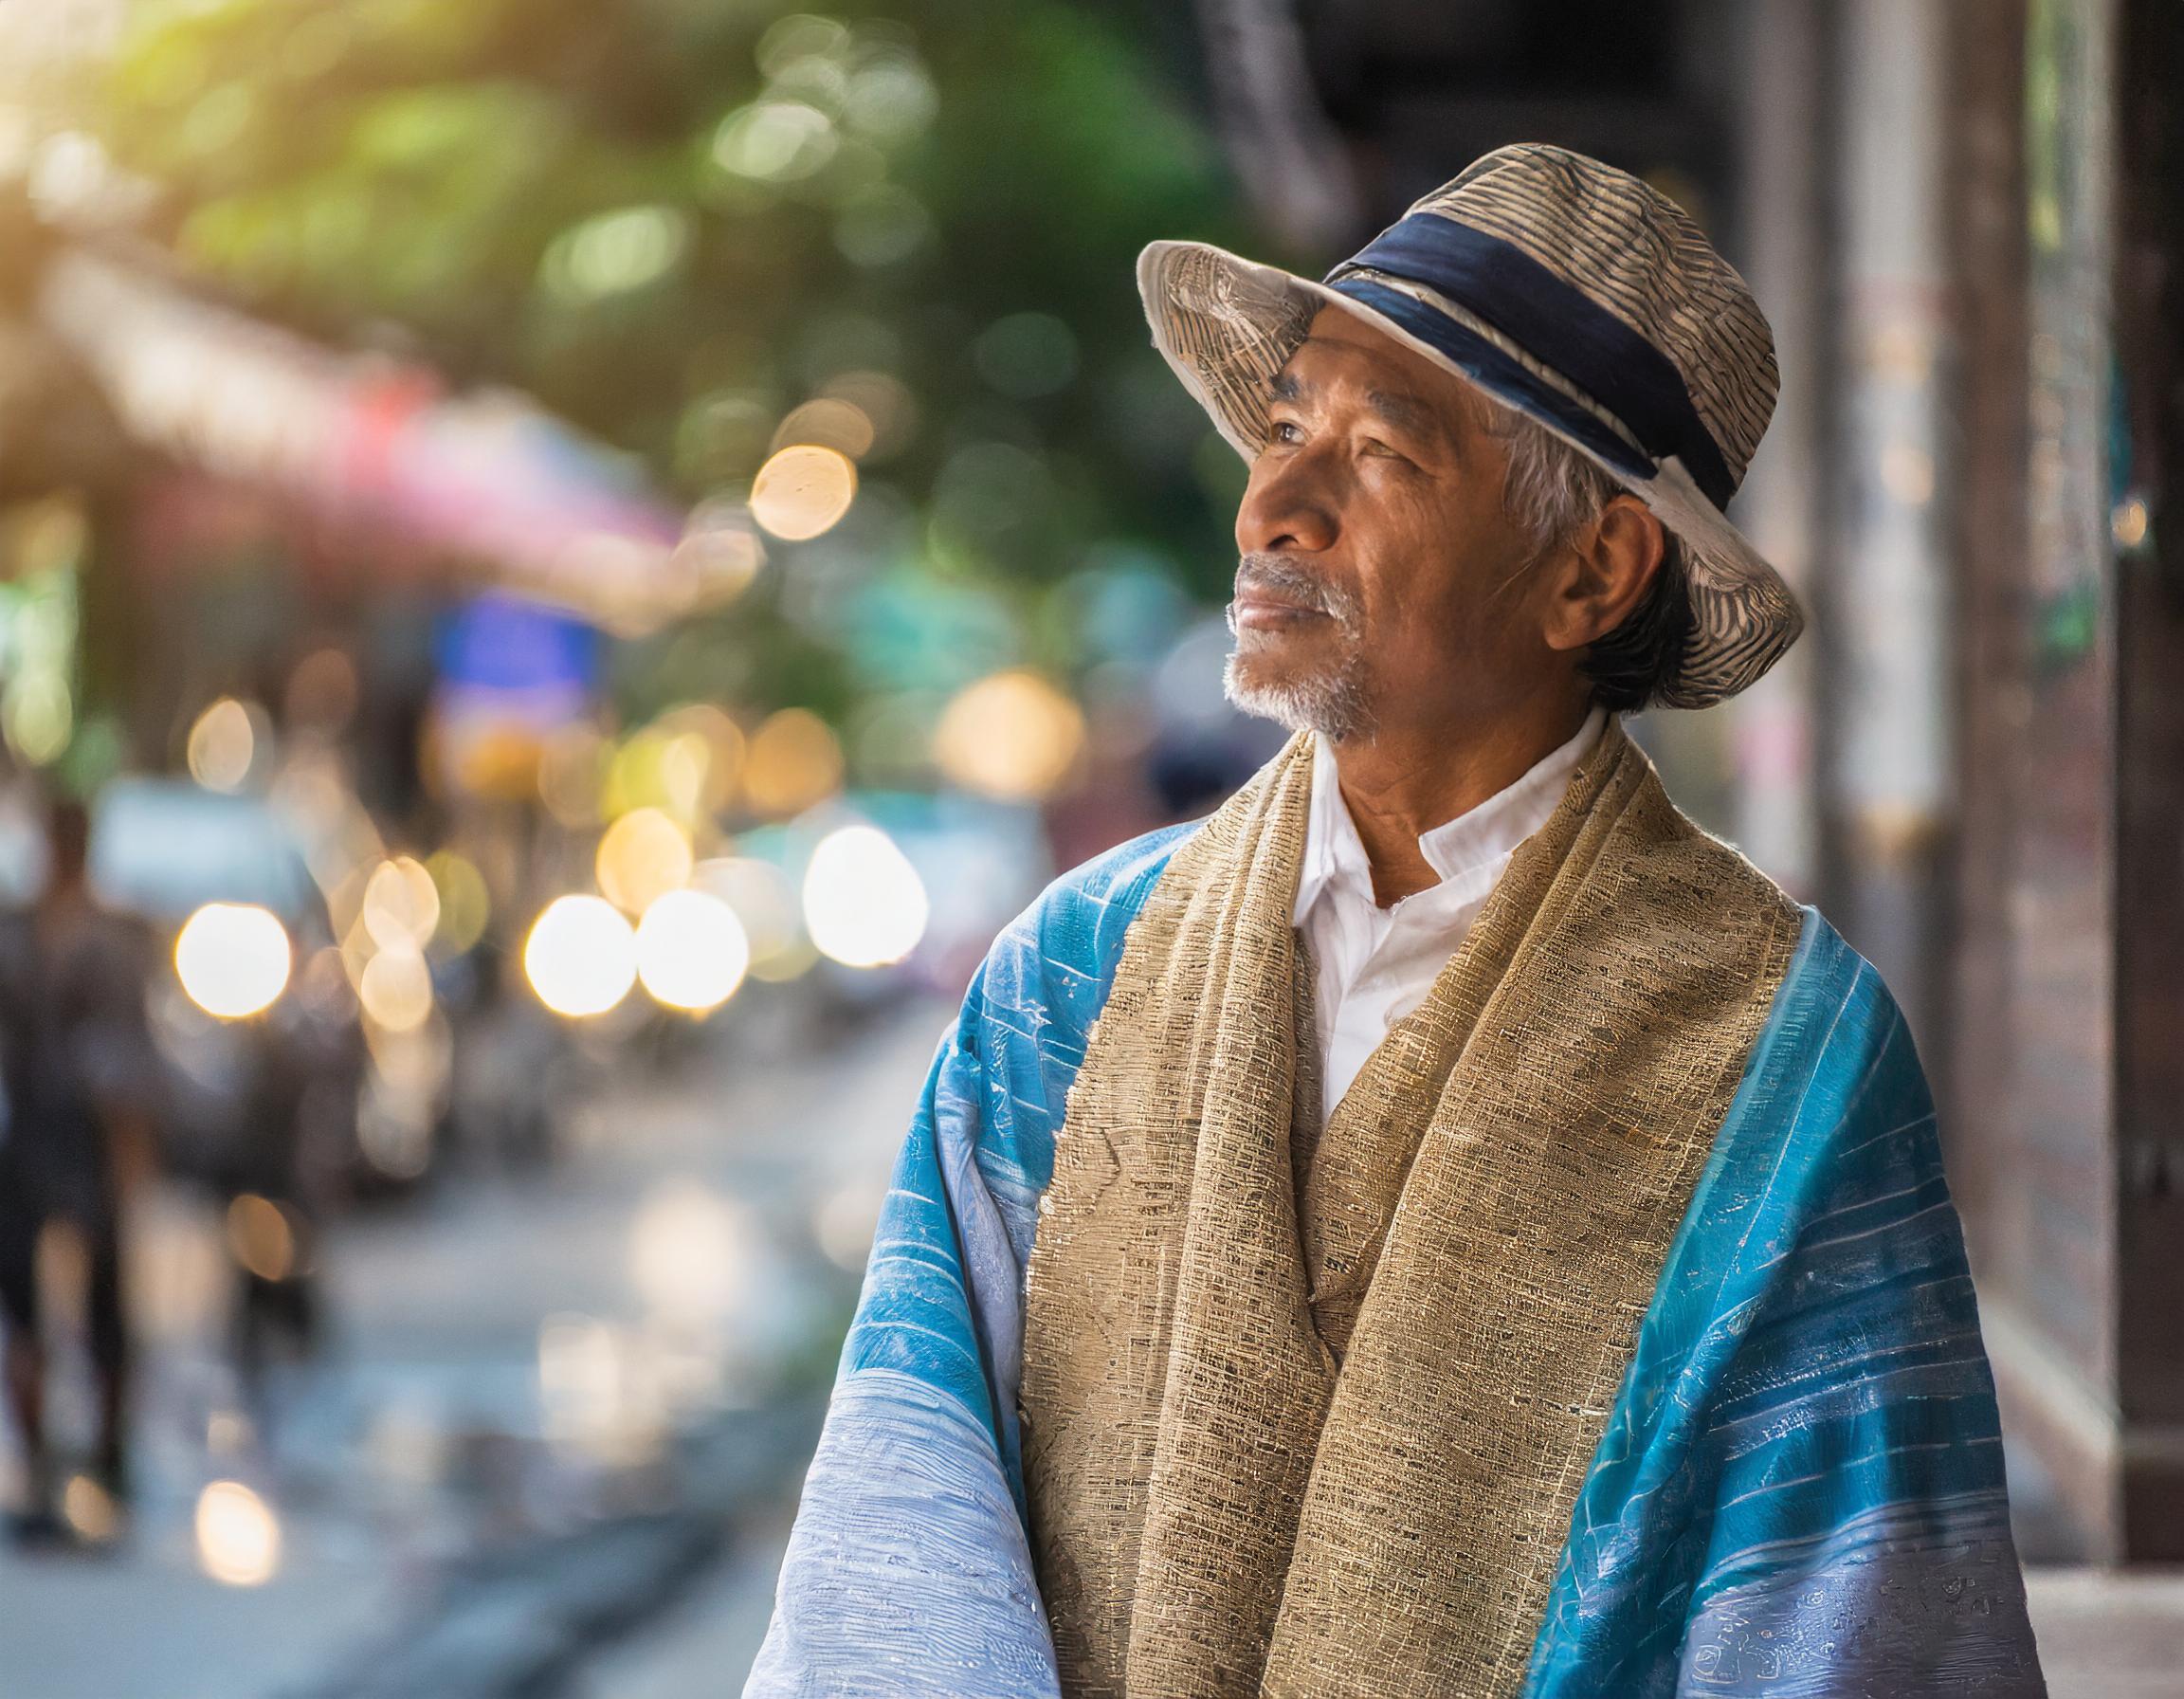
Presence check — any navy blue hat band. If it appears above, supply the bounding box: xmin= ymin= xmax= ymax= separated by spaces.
xmin=1327 ymin=279 xmax=1655 ymax=492
xmin=1332 ymin=214 xmax=1738 ymax=510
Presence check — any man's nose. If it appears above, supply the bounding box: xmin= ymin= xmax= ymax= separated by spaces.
xmin=1234 ymin=451 xmax=1338 ymax=557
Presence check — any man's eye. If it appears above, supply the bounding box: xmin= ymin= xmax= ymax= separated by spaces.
xmin=1269 ymin=420 xmax=1302 ymax=445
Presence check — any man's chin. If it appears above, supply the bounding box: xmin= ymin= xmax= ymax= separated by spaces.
xmin=1227 ymin=626 xmax=1323 ymax=685
xmin=1222 ymin=650 xmax=1372 ymax=741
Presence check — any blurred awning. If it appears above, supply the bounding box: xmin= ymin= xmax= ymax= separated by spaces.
xmin=34 ymin=247 xmax=754 ymax=632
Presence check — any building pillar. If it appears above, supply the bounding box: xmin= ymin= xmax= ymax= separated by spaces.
xmin=1826 ymin=0 xmax=1955 ymax=1054
xmin=1727 ymin=0 xmax=1834 ymax=898
xmin=1948 ymin=0 xmax=2184 ymax=1562
xmin=2103 ymin=0 xmax=2184 ymax=1559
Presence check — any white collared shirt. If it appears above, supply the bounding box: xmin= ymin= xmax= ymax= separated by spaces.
xmin=1291 ymin=705 xmax=1610 ymax=1120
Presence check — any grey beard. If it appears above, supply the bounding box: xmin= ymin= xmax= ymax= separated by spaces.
xmin=1221 ymin=554 xmax=1375 ymax=741
xmin=1223 ymin=646 xmax=1374 ymax=742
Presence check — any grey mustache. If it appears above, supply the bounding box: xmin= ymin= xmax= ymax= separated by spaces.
xmin=1232 ymin=556 xmax=1356 ymax=623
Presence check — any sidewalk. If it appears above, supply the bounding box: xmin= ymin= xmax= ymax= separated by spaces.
xmin=573 ymin=1496 xmax=796 ymax=1699
xmin=600 ymin=1553 xmax=2184 ymax=1697
xmin=600 ymin=1547 xmax=2184 ymax=1698
xmin=0 ymin=989 xmax=947 ymax=1699
xmin=2026 ymin=1567 xmax=2184 ymax=1699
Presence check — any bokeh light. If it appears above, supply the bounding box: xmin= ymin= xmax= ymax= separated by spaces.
xmin=603 ymin=730 xmax=667 ymax=822
xmin=771 ymin=397 xmax=876 ymax=460
xmin=186 ymin=696 xmax=264 ymax=792
xmin=595 ymin=806 xmax=694 ymax=915
xmin=629 ymin=1180 xmax=752 ymax=1323
xmin=756 ymin=13 xmax=850 ymax=78
xmin=537 ymin=1314 xmax=659 ymax=1463
xmin=833 ymin=183 xmax=933 ymax=267
xmin=741 ymin=708 xmax=844 ymax=817
xmin=225 ymin=1194 xmax=299 ymax=1283
xmin=750 ymin=444 xmax=856 ymax=540
xmin=296 ymin=945 xmax=357 ymax=1025
xmin=635 ymin=888 xmax=750 ymax=1014
xmin=606 ymin=713 xmax=742 ymax=823
xmin=693 ymin=855 xmax=811 ymax=982
xmin=655 ymin=703 xmax=746 ymax=813
xmin=523 ymin=894 xmax=638 ymax=1018
xmin=26 ymin=131 xmax=111 ymax=219
xmin=427 ymin=850 xmax=490 ymax=954
xmin=842 ymin=54 xmax=938 ymax=143
xmin=61 ymin=1473 xmax=118 ymax=1543
xmin=2 ymin=674 xmax=71 ymax=767
xmin=361 ymin=855 xmax=440 ymax=952
xmin=174 ymin=903 xmax=291 ymax=1019
xmin=194 ymin=1481 xmax=281 ymax=1587
xmin=801 ymin=825 xmax=928 ymax=968
xmin=357 ymin=1010 xmax=453 ymax=1181
xmin=541 ymin=205 xmax=691 ymax=301
xmin=358 ymin=942 xmax=434 ymax=1033
xmin=711 ymin=100 xmax=838 ymax=183
xmin=654 ymin=736 xmax=710 ymax=820
xmin=820 ymin=369 xmax=918 ymax=460
xmin=812 ymin=1181 xmax=884 ymax=1272
xmin=669 ymin=502 xmax=767 ymax=609
xmin=933 ymin=669 xmax=1086 ymax=800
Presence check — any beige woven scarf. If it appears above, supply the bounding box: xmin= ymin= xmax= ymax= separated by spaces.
xmin=1020 ymin=718 xmax=1798 ymax=1698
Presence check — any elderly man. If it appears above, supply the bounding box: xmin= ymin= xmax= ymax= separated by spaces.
xmin=748 ymin=145 xmax=2046 ymax=1698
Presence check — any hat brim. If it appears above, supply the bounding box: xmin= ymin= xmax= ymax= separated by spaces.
xmin=1137 ymin=238 xmax=1803 ymax=709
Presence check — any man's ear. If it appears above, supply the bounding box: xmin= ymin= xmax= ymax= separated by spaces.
xmin=1541 ymin=495 xmax=1665 ymax=654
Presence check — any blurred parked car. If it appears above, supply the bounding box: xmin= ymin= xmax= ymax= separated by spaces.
xmin=83 ymin=778 xmax=370 ymax=1206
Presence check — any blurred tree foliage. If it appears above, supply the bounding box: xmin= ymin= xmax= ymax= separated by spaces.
xmin=89 ymin=0 xmax=1280 ymax=727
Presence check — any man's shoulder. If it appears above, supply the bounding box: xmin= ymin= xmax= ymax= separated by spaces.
xmin=1046 ymin=820 xmax=1203 ymax=909
xmin=978 ymin=820 xmax=1203 ymax=998
xmin=1634 ymin=775 xmax=1803 ymax=936
xmin=1735 ymin=904 xmax=1939 ymax=1179
xmin=1616 ymin=778 xmax=1927 ymax=1147
xmin=1769 ymin=904 xmax=1916 ymax=1058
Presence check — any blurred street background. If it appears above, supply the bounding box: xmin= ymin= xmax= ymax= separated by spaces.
xmin=0 ymin=1 xmax=2176 ymax=1695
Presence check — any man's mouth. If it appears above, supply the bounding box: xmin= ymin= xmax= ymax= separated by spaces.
xmin=1229 ymin=555 xmax=1356 ymax=636
xmin=1229 ymin=592 xmax=1329 ymax=630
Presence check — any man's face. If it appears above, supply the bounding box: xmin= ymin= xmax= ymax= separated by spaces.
xmin=1225 ymin=303 xmax=1556 ymax=742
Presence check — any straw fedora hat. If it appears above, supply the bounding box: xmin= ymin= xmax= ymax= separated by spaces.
xmin=1138 ymin=141 xmax=1802 ymax=708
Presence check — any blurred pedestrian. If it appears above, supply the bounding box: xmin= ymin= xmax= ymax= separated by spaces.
xmin=223 ymin=1015 xmax=324 ymax=1401
xmin=0 ymin=793 xmax=158 ymax=1544
xmin=751 ymin=145 xmax=2046 ymax=1695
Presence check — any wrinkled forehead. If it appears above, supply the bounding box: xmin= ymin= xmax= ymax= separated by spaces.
xmin=1271 ymin=305 xmax=1498 ymax=441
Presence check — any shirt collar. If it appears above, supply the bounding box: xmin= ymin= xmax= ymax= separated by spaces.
xmin=1292 ymin=704 xmax=1611 ymax=924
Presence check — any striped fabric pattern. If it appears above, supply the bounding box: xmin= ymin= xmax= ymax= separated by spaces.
xmin=1137 ymin=141 xmax=1806 ymax=710
xmin=1524 ymin=909 xmax=2045 ymax=1696
xmin=747 ymin=828 xmax=2045 ymax=1696
xmin=745 ymin=826 xmax=1192 ymax=1698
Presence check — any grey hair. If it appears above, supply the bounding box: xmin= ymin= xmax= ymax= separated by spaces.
xmin=1482 ymin=399 xmax=1693 ymax=714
